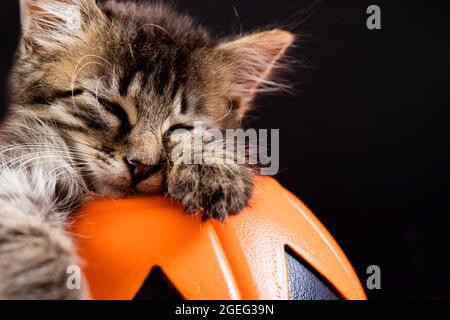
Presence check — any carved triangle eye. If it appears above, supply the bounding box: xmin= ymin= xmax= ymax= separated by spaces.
xmin=134 ymin=266 xmax=184 ymax=300
xmin=285 ymin=247 xmax=341 ymax=300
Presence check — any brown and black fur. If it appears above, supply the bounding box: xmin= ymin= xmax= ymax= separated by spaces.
xmin=0 ymin=0 xmax=294 ymax=299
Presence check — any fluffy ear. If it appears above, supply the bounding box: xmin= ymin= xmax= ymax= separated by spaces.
xmin=216 ymin=29 xmax=294 ymax=115
xmin=20 ymin=0 xmax=100 ymax=50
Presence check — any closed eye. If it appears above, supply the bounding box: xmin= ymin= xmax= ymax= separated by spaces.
xmin=168 ymin=124 xmax=194 ymax=133
xmin=96 ymin=97 xmax=131 ymax=137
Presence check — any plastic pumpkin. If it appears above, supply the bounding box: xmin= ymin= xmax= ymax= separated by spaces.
xmin=72 ymin=177 xmax=366 ymax=300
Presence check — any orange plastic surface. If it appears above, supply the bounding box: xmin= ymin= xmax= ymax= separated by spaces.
xmin=72 ymin=177 xmax=366 ymax=300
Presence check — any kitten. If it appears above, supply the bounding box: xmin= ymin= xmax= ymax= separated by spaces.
xmin=0 ymin=0 xmax=293 ymax=299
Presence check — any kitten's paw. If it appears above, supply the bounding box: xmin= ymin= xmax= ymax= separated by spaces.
xmin=0 ymin=216 xmax=88 ymax=300
xmin=166 ymin=164 xmax=255 ymax=221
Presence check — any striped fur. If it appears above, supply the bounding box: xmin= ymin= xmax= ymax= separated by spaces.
xmin=0 ymin=0 xmax=294 ymax=299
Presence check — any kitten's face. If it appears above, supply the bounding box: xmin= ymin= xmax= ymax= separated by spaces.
xmin=13 ymin=0 xmax=293 ymax=196
xmin=55 ymin=45 xmax=234 ymax=196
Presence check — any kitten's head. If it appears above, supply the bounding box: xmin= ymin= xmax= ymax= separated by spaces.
xmin=13 ymin=0 xmax=294 ymax=195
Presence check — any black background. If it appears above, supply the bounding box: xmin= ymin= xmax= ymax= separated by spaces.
xmin=1 ymin=0 xmax=449 ymax=299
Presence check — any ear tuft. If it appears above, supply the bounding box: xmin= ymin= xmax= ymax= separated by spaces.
xmin=216 ymin=29 xmax=294 ymax=113
xmin=20 ymin=0 xmax=99 ymax=50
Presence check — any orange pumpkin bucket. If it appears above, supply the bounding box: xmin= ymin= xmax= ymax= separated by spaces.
xmin=72 ymin=177 xmax=366 ymax=300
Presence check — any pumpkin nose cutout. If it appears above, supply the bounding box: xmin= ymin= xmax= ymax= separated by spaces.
xmin=126 ymin=156 xmax=160 ymax=183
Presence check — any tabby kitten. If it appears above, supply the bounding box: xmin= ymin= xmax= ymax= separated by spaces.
xmin=0 ymin=0 xmax=293 ymax=299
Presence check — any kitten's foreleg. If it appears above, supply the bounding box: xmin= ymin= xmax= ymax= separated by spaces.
xmin=165 ymin=130 xmax=257 ymax=221
xmin=0 ymin=168 xmax=88 ymax=299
